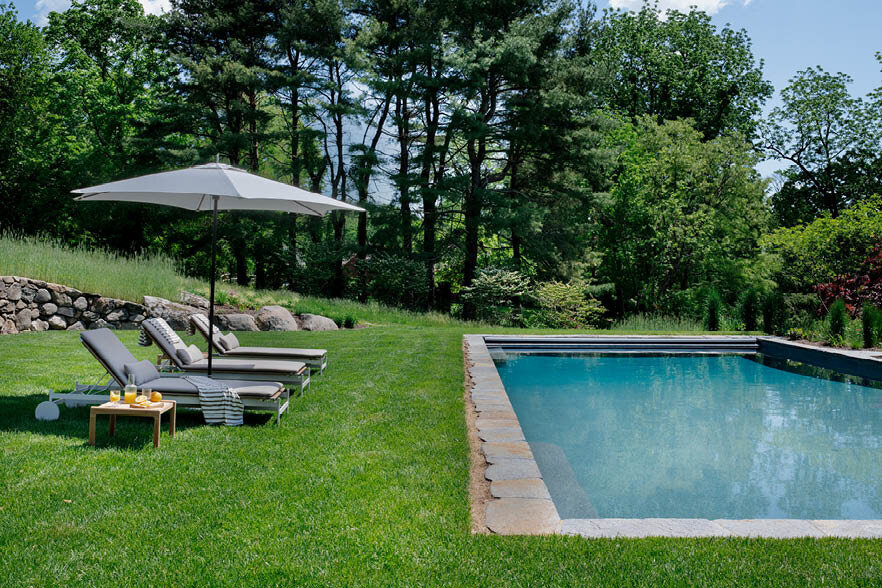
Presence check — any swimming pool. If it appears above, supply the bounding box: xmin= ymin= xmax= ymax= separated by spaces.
xmin=493 ymin=352 xmax=882 ymax=520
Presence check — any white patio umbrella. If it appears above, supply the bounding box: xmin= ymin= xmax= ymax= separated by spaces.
xmin=72 ymin=162 xmax=364 ymax=375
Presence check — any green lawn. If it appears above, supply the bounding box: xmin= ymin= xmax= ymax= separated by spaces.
xmin=2 ymin=325 xmax=881 ymax=587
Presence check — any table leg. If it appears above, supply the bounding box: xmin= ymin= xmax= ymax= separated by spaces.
xmin=153 ymin=415 xmax=161 ymax=448
xmin=89 ymin=411 xmax=96 ymax=446
xmin=169 ymin=403 xmax=176 ymax=438
xmin=109 ymin=414 xmax=116 ymax=437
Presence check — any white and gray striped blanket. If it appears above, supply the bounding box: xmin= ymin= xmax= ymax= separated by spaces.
xmin=183 ymin=375 xmax=243 ymax=426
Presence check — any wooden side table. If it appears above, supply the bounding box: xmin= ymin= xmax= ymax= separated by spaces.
xmin=89 ymin=400 xmax=177 ymax=448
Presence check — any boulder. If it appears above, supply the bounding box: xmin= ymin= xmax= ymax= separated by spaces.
xmin=299 ymin=313 xmax=339 ymax=331
xmin=255 ymin=305 xmax=299 ymax=331
xmin=29 ymin=308 xmax=40 ymax=319
xmin=1 ymin=319 xmax=18 ymax=335
xmin=56 ymin=307 xmax=75 ymax=318
xmin=31 ymin=319 xmax=48 ymax=332
xmin=129 ymin=314 xmax=145 ymax=323
xmin=89 ymin=318 xmax=111 ymax=330
xmin=217 ymin=313 xmax=259 ymax=332
xmin=123 ymin=301 xmax=147 ymax=315
xmin=6 ymin=283 xmax=21 ymax=301
xmin=47 ymin=315 xmax=67 ymax=330
xmin=35 ymin=288 xmax=52 ymax=303
xmin=91 ymin=297 xmax=116 ymax=314
xmin=20 ymin=287 xmax=36 ymax=303
xmin=105 ymin=310 xmax=127 ymax=322
xmin=66 ymin=321 xmax=86 ymax=331
xmin=1 ymin=301 xmax=13 ymax=313
xmin=15 ymin=309 xmax=32 ymax=331
xmin=41 ymin=303 xmax=58 ymax=316
xmin=180 ymin=291 xmax=209 ymax=309
xmin=2 ymin=276 xmax=13 ymax=284
xmin=52 ymin=291 xmax=72 ymax=306
xmin=73 ymin=296 xmax=88 ymax=311
xmin=15 ymin=301 xmax=25 ymax=310
xmin=82 ymin=311 xmax=99 ymax=321
xmin=142 ymin=295 xmax=201 ymax=330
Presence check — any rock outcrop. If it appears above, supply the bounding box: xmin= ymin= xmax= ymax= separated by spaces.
xmin=255 ymin=305 xmax=300 ymax=331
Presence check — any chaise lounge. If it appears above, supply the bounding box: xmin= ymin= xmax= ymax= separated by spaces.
xmin=140 ymin=317 xmax=310 ymax=395
xmin=189 ymin=313 xmax=328 ymax=373
xmin=73 ymin=328 xmax=290 ymax=423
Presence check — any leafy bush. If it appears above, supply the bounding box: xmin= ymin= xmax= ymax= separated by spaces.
xmin=738 ymin=288 xmax=760 ymax=331
xmin=343 ymin=315 xmax=356 ymax=329
xmin=862 ymin=304 xmax=880 ymax=348
xmin=460 ymin=269 xmax=530 ymax=325
xmin=705 ymin=290 xmax=722 ymax=331
xmin=828 ymin=299 xmax=848 ymax=343
xmin=762 ymin=195 xmax=882 ymax=291
xmin=530 ymin=280 xmax=605 ymax=329
xmin=762 ymin=291 xmax=786 ymax=335
xmin=357 ymin=254 xmax=430 ymax=310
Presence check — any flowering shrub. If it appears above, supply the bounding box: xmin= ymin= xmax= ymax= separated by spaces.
xmin=531 ymin=280 xmax=605 ymax=329
xmin=816 ymin=245 xmax=882 ymax=317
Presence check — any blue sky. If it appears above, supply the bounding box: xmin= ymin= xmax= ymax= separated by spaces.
xmin=10 ymin=0 xmax=882 ymax=178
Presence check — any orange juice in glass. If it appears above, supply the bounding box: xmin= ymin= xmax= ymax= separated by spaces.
xmin=109 ymin=390 xmax=120 ymax=403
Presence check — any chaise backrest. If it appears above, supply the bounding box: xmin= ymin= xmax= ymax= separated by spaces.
xmin=190 ymin=313 xmax=224 ymax=353
xmin=141 ymin=317 xmax=188 ymax=367
xmin=80 ymin=328 xmax=139 ymax=386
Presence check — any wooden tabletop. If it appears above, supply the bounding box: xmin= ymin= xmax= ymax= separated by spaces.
xmin=91 ymin=400 xmax=175 ymax=415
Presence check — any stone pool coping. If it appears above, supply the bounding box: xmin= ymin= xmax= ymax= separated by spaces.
xmin=464 ymin=334 xmax=882 ymax=538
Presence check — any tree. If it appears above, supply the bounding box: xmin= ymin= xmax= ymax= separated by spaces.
xmin=591 ymin=5 xmax=772 ymax=139
xmin=165 ymin=0 xmax=276 ymax=284
xmin=0 ymin=3 xmax=54 ymax=234
xmin=761 ymin=67 xmax=879 ymax=222
xmin=594 ymin=117 xmax=768 ymax=315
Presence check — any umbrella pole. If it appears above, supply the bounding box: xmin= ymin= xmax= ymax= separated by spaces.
xmin=207 ymin=195 xmax=219 ymax=376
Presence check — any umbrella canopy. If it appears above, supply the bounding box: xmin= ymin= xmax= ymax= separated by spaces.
xmin=72 ymin=162 xmax=364 ymax=215
xmin=73 ymin=162 xmax=364 ymax=376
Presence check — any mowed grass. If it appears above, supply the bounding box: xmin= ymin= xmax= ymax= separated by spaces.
xmin=2 ymin=326 xmax=882 ymax=586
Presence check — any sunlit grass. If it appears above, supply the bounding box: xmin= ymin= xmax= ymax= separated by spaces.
xmin=0 ymin=234 xmax=202 ymax=302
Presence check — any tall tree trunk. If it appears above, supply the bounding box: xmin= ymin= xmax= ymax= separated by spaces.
xmin=286 ymin=44 xmax=302 ymax=187
xmin=396 ymin=93 xmax=412 ymax=254
xmin=420 ymin=81 xmax=441 ymax=308
xmin=462 ymin=137 xmax=484 ymax=320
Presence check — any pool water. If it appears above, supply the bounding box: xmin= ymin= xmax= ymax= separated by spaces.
xmin=493 ymin=353 xmax=882 ymax=520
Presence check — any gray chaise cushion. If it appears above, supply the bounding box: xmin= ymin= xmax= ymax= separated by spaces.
xmin=219 ymin=333 xmax=239 ymax=351
xmin=176 ymin=344 xmax=203 ymax=365
xmin=80 ymin=328 xmax=140 ymax=385
xmin=123 ymin=360 xmax=161 ymax=385
xmin=141 ymin=377 xmax=283 ymax=398
xmin=223 ymin=346 xmax=326 ymax=359
xmin=186 ymin=358 xmax=304 ymax=374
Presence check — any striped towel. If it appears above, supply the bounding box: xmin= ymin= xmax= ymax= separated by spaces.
xmin=183 ymin=375 xmax=243 ymax=426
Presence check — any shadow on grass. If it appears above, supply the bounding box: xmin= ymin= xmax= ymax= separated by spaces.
xmin=0 ymin=393 xmax=274 ymax=448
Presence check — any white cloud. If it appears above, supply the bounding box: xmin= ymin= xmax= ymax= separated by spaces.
xmin=35 ymin=0 xmax=170 ymax=26
xmin=609 ymin=0 xmax=747 ymax=16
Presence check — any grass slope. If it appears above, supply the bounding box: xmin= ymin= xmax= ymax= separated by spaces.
xmin=1 ymin=326 xmax=881 ymax=587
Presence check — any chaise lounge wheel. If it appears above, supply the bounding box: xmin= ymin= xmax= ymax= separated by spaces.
xmin=35 ymin=401 xmax=60 ymax=421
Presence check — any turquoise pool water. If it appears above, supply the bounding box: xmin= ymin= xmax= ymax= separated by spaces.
xmin=493 ymin=353 xmax=882 ymax=520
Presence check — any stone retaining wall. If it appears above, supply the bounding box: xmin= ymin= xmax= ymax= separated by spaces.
xmin=0 ymin=276 xmax=146 ymax=334
xmin=0 ymin=276 xmax=342 ymax=335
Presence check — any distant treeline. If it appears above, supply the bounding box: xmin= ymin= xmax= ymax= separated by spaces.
xmin=2 ymin=0 xmax=881 ymax=321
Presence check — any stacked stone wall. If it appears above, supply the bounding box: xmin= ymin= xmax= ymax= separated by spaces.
xmin=0 ymin=276 xmax=146 ymax=334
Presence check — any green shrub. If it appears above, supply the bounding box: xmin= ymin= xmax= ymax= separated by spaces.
xmin=612 ymin=313 xmax=704 ymax=332
xmin=705 ymin=290 xmax=722 ymax=331
xmin=343 ymin=315 xmax=356 ymax=329
xmin=828 ymin=299 xmax=847 ymax=343
xmin=530 ymin=280 xmax=604 ymax=329
xmin=739 ymin=288 xmax=760 ymax=331
xmin=862 ymin=304 xmax=880 ymax=348
xmin=459 ymin=269 xmax=530 ymax=325
xmin=762 ymin=291 xmax=786 ymax=335
xmin=359 ymin=254 xmax=430 ymax=310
